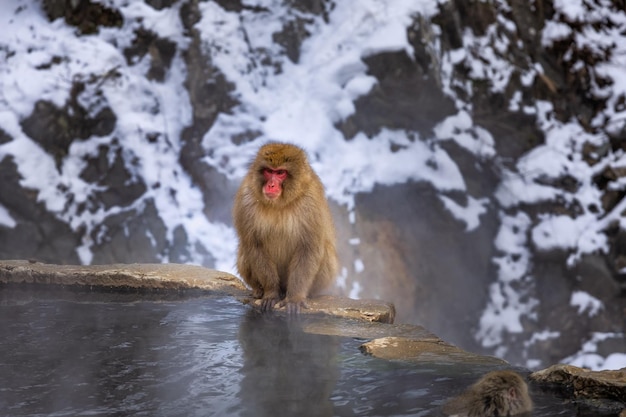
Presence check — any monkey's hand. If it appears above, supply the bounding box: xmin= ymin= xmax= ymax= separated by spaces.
xmin=279 ymin=298 xmax=309 ymax=315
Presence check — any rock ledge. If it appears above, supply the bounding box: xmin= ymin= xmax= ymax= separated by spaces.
xmin=0 ymin=260 xmax=395 ymax=323
xmin=530 ymin=364 xmax=626 ymax=408
xmin=0 ymin=260 xmax=248 ymax=295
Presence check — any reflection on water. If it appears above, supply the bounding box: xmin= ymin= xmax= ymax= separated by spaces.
xmin=0 ymin=286 xmax=589 ymax=416
xmin=0 ymin=288 xmax=245 ymax=417
xmin=238 ymin=311 xmax=338 ymax=416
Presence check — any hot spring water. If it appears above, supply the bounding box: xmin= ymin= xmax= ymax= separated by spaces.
xmin=0 ymin=286 xmax=587 ymax=416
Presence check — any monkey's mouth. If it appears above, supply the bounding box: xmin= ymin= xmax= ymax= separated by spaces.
xmin=263 ymin=191 xmax=281 ymax=200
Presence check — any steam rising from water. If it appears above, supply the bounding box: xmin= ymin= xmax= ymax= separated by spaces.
xmin=0 ymin=288 xmax=581 ymax=417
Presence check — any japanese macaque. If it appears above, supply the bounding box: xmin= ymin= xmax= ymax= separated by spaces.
xmin=233 ymin=142 xmax=339 ymax=314
xmin=442 ymin=370 xmax=533 ymax=417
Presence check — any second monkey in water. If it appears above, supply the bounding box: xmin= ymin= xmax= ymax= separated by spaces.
xmin=233 ymin=142 xmax=339 ymax=314
xmin=442 ymin=370 xmax=533 ymax=417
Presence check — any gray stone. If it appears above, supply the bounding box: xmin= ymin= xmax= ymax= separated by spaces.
xmin=530 ymin=364 xmax=626 ymax=408
xmin=0 ymin=260 xmax=247 ymax=296
xmin=359 ymin=336 xmax=508 ymax=366
xmin=243 ymin=294 xmax=396 ymax=324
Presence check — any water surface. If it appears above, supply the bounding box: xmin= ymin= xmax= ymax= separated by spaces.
xmin=0 ymin=286 xmax=595 ymax=416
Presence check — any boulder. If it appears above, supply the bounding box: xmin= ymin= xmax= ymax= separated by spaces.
xmin=530 ymin=364 xmax=626 ymax=412
xmin=0 ymin=260 xmax=247 ymax=295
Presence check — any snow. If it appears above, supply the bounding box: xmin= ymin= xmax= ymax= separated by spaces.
xmin=0 ymin=203 xmax=16 ymax=229
xmin=491 ymin=212 xmax=532 ymax=282
xmin=1 ymin=0 xmax=626 ymax=370
xmin=472 ymin=0 xmax=626 ymax=369
xmin=570 ymin=290 xmax=603 ymax=317
xmin=198 ymin=1 xmax=466 ymax=210
xmin=541 ymin=21 xmax=573 ymax=45
xmin=476 ymin=212 xmax=536 ymax=350
xmin=0 ymin=0 xmax=474 ymax=272
xmin=563 ymin=332 xmax=626 ymax=371
xmin=434 ymin=110 xmax=496 ymax=158
xmin=553 ymin=0 xmax=586 ymax=22
xmin=0 ymin=0 xmax=236 ymax=269
xmin=439 ymin=195 xmax=488 ymax=232
xmin=348 ymin=281 xmax=363 ymax=299
xmin=354 ymin=259 xmax=365 ymax=274
xmin=532 ymin=215 xmax=589 ymax=251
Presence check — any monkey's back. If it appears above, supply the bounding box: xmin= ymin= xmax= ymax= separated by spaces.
xmin=442 ymin=371 xmax=532 ymax=417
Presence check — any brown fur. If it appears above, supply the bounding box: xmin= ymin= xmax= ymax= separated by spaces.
xmin=442 ymin=370 xmax=533 ymax=417
xmin=233 ymin=142 xmax=339 ymax=313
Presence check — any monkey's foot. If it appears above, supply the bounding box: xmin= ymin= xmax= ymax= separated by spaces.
xmin=279 ymin=299 xmax=309 ymax=315
xmin=260 ymin=295 xmax=280 ymax=312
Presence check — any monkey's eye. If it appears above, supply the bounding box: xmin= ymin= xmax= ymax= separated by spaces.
xmin=262 ymin=168 xmax=288 ymax=180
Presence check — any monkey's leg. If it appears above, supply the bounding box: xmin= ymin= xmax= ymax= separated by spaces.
xmin=241 ymin=245 xmax=281 ymax=311
xmin=280 ymin=248 xmax=321 ymax=314
xmin=254 ymin=257 xmax=281 ymax=312
xmin=237 ymin=256 xmax=264 ymax=299
xmin=248 ymin=278 xmax=264 ymax=299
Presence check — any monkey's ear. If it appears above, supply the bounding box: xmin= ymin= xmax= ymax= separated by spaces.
xmin=508 ymin=387 xmax=518 ymax=399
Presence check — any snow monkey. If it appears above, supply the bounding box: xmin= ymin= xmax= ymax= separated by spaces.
xmin=233 ymin=142 xmax=339 ymax=314
xmin=442 ymin=370 xmax=533 ymax=417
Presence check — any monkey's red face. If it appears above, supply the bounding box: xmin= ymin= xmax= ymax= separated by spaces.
xmin=262 ymin=168 xmax=288 ymax=200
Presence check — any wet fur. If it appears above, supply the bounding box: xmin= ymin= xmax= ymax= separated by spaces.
xmin=442 ymin=370 xmax=533 ymax=417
